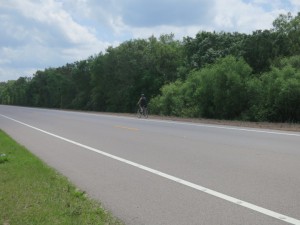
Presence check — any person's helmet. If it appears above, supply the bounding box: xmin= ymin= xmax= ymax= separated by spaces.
xmin=141 ymin=94 xmax=144 ymax=97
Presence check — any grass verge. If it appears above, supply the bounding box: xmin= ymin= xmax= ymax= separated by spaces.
xmin=0 ymin=129 xmax=123 ymax=225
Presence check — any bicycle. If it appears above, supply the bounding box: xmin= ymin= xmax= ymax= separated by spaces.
xmin=137 ymin=106 xmax=148 ymax=118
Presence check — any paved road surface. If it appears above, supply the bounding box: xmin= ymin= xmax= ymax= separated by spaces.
xmin=1 ymin=105 xmax=300 ymax=225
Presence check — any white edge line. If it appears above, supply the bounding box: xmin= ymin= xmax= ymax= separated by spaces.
xmin=148 ymin=118 xmax=300 ymax=137
xmin=1 ymin=113 xmax=300 ymax=225
xmin=63 ymin=110 xmax=300 ymax=137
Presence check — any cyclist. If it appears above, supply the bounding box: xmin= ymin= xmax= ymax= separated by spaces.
xmin=137 ymin=94 xmax=147 ymax=113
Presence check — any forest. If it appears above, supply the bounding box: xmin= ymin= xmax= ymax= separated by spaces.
xmin=0 ymin=12 xmax=300 ymax=123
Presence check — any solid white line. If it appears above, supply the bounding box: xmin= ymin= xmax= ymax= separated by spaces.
xmin=141 ymin=118 xmax=300 ymax=137
xmin=62 ymin=110 xmax=300 ymax=137
xmin=1 ymin=113 xmax=300 ymax=225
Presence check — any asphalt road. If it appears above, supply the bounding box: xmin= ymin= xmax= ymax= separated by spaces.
xmin=1 ymin=105 xmax=300 ymax=225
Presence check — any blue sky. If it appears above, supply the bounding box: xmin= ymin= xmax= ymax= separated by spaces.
xmin=0 ymin=0 xmax=299 ymax=82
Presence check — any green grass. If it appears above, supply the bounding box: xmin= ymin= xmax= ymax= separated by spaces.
xmin=0 ymin=130 xmax=123 ymax=225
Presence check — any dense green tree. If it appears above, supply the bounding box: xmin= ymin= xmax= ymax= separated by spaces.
xmin=0 ymin=81 xmax=13 ymax=104
xmin=13 ymin=77 xmax=30 ymax=105
xmin=183 ymin=31 xmax=246 ymax=70
xmin=90 ymin=34 xmax=184 ymax=112
xmin=0 ymin=83 xmax=4 ymax=104
xmin=0 ymin=78 xmax=30 ymax=105
xmin=27 ymin=69 xmax=62 ymax=107
xmin=150 ymin=80 xmax=185 ymax=116
xmin=242 ymin=30 xmax=277 ymax=74
xmin=241 ymin=12 xmax=300 ymax=74
xmin=70 ymin=59 xmax=93 ymax=109
xmin=91 ymin=42 xmax=146 ymax=112
xmin=272 ymin=12 xmax=300 ymax=56
xmin=151 ymin=56 xmax=252 ymax=119
xmin=258 ymin=56 xmax=300 ymax=122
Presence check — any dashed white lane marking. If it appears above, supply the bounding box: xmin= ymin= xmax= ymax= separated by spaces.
xmin=1 ymin=113 xmax=300 ymax=225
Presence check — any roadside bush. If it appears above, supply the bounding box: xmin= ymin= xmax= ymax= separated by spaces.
xmin=149 ymin=80 xmax=184 ymax=116
xmin=151 ymin=56 xmax=252 ymax=120
xmin=262 ymin=58 xmax=300 ymax=122
xmin=244 ymin=55 xmax=300 ymax=122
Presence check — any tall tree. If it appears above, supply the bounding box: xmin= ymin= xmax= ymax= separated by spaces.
xmin=90 ymin=34 xmax=184 ymax=112
xmin=70 ymin=59 xmax=93 ymax=109
xmin=183 ymin=31 xmax=246 ymax=70
xmin=272 ymin=12 xmax=300 ymax=56
xmin=242 ymin=30 xmax=277 ymax=74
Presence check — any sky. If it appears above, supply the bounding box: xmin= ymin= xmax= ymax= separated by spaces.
xmin=0 ymin=0 xmax=300 ymax=82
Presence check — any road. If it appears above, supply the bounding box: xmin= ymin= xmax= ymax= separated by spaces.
xmin=1 ymin=105 xmax=300 ymax=225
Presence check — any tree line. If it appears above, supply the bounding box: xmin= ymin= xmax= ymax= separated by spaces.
xmin=0 ymin=12 xmax=300 ymax=122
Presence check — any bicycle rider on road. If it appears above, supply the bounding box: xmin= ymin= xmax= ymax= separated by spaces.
xmin=137 ymin=94 xmax=147 ymax=113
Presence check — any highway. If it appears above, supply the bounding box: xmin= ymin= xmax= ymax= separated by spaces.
xmin=1 ymin=105 xmax=300 ymax=225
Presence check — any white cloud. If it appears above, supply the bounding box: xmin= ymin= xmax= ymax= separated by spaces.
xmin=8 ymin=0 xmax=101 ymax=46
xmin=291 ymin=0 xmax=300 ymax=6
xmin=0 ymin=0 xmax=110 ymax=81
xmin=213 ymin=0 xmax=281 ymax=32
